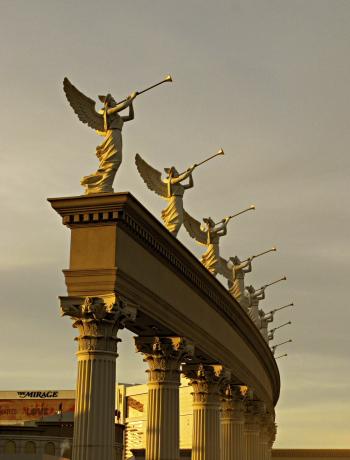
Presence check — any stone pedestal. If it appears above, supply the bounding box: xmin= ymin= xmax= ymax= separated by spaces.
xmin=220 ymin=385 xmax=245 ymax=460
xmin=135 ymin=336 xmax=194 ymax=460
xmin=183 ymin=364 xmax=229 ymax=460
xmin=60 ymin=295 xmax=136 ymax=460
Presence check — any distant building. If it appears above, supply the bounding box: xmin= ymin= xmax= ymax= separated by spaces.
xmin=0 ymin=389 xmax=123 ymax=459
xmin=1 ymin=387 xmax=349 ymax=460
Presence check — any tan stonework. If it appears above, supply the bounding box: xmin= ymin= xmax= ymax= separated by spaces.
xmin=60 ymin=295 xmax=136 ymax=460
xmin=244 ymin=400 xmax=264 ymax=460
xmin=49 ymin=193 xmax=280 ymax=411
xmin=268 ymin=421 xmax=277 ymax=455
xmin=257 ymin=409 xmax=273 ymax=460
xmin=135 ymin=337 xmax=194 ymax=460
xmin=220 ymin=385 xmax=245 ymax=460
xmin=182 ymin=364 xmax=230 ymax=460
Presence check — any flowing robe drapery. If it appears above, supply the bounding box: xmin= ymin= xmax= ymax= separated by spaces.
xmin=161 ymin=172 xmax=191 ymax=236
xmin=247 ymin=293 xmax=260 ymax=326
xmin=161 ymin=184 xmax=185 ymax=236
xmin=229 ymin=271 xmax=249 ymax=312
xmin=201 ymin=231 xmax=221 ymax=275
xmin=81 ymin=113 xmax=124 ymax=195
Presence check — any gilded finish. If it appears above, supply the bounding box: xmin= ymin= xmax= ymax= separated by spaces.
xmin=63 ymin=76 xmax=171 ymax=195
xmin=260 ymin=303 xmax=294 ymax=341
xmin=218 ymin=247 xmax=276 ymax=310
xmin=247 ymin=277 xmax=286 ymax=328
xmin=135 ymin=154 xmax=195 ymax=236
xmin=246 ymin=285 xmax=266 ymax=327
xmin=135 ymin=149 xmax=223 ymax=236
xmin=183 ymin=206 xmax=254 ymax=275
xmin=183 ymin=213 xmax=230 ymax=275
xmin=218 ymin=256 xmax=252 ymax=310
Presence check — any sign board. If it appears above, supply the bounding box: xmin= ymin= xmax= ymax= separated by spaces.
xmin=0 ymin=399 xmax=75 ymax=422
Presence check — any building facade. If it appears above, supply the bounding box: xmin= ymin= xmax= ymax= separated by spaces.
xmin=0 ymin=389 xmax=124 ymax=459
xmin=1 ymin=387 xmax=349 ymax=460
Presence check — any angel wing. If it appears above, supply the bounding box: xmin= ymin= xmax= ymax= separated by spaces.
xmin=217 ymin=256 xmax=232 ymax=280
xmin=135 ymin=154 xmax=167 ymax=197
xmin=183 ymin=210 xmax=208 ymax=245
xmin=63 ymin=77 xmax=104 ymax=131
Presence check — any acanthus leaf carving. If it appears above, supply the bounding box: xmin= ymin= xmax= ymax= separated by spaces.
xmin=135 ymin=336 xmax=194 ymax=383
xmin=60 ymin=295 xmax=137 ymax=353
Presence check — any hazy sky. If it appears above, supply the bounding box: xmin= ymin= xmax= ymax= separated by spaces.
xmin=0 ymin=0 xmax=349 ymax=448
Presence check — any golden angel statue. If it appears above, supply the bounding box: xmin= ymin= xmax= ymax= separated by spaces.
xmin=183 ymin=213 xmax=230 ymax=275
xmin=135 ymin=154 xmax=195 ymax=236
xmin=217 ymin=256 xmax=252 ymax=310
xmin=135 ymin=149 xmax=224 ymax=236
xmin=63 ymin=78 xmax=137 ymax=194
xmin=217 ymin=248 xmax=275 ymax=310
xmin=63 ymin=75 xmax=172 ymax=194
xmin=245 ymin=285 xmax=266 ymax=326
xmin=246 ymin=276 xmax=286 ymax=327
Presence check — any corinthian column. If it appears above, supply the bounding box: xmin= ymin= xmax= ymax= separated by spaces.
xmin=135 ymin=336 xmax=194 ymax=460
xmin=182 ymin=364 xmax=230 ymax=460
xmin=258 ymin=411 xmax=272 ymax=460
xmin=266 ymin=422 xmax=277 ymax=460
xmin=60 ymin=295 xmax=136 ymax=460
xmin=244 ymin=401 xmax=261 ymax=460
xmin=220 ymin=385 xmax=245 ymax=460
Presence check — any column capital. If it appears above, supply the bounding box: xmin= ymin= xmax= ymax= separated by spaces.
xmin=185 ymin=364 xmax=226 ymax=460
xmin=135 ymin=336 xmax=194 ymax=383
xmin=182 ymin=364 xmax=231 ymax=404
xmin=221 ymin=384 xmax=245 ymax=422
xmin=60 ymin=294 xmax=137 ymax=354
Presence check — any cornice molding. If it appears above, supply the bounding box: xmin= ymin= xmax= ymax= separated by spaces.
xmin=49 ymin=192 xmax=280 ymax=405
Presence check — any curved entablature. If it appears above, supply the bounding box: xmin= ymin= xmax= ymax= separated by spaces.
xmin=49 ymin=192 xmax=280 ymax=408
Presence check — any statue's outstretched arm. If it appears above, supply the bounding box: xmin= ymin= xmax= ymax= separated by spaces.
xmin=108 ymin=92 xmax=137 ymax=115
xmin=217 ymin=226 xmax=227 ymax=237
xmin=171 ymin=165 xmax=195 ymax=186
xmin=183 ymin=173 xmax=194 ymax=190
xmin=215 ymin=218 xmax=229 ymax=235
xmin=242 ymin=259 xmax=252 ymax=273
xmin=121 ymin=101 xmax=134 ymax=122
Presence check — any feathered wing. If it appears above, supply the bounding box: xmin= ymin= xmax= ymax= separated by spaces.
xmin=63 ymin=77 xmax=104 ymax=131
xmin=135 ymin=154 xmax=167 ymax=197
xmin=183 ymin=210 xmax=207 ymax=245
xmin=217 ymin=257 xmax=231 ymax=280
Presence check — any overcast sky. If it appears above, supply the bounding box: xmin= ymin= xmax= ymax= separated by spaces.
xmin=0 ymin=0 xmax=349 ymax=448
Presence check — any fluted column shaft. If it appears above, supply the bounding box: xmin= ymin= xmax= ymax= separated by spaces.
xmin=135 ymin=336 xmax=193 ymax=460
xmin=244 ymin=412 xmax=260 ymax=460
xmin=266 ymin=422 xmax=277 ymax=460
xmin=74 ymin=349 xmax=116 ymax=460
xmin=258 ymin=416 xmax=270 ymax=460
xmin=183 ymin=364 xmax=230 ymax=460
xmin=60 ymin=295 xmax=136 ymax=460
xmin=259 ymin=430 xmax=269 ymax=460
xmin=220 ymin=386 xmax=245 ymax=460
